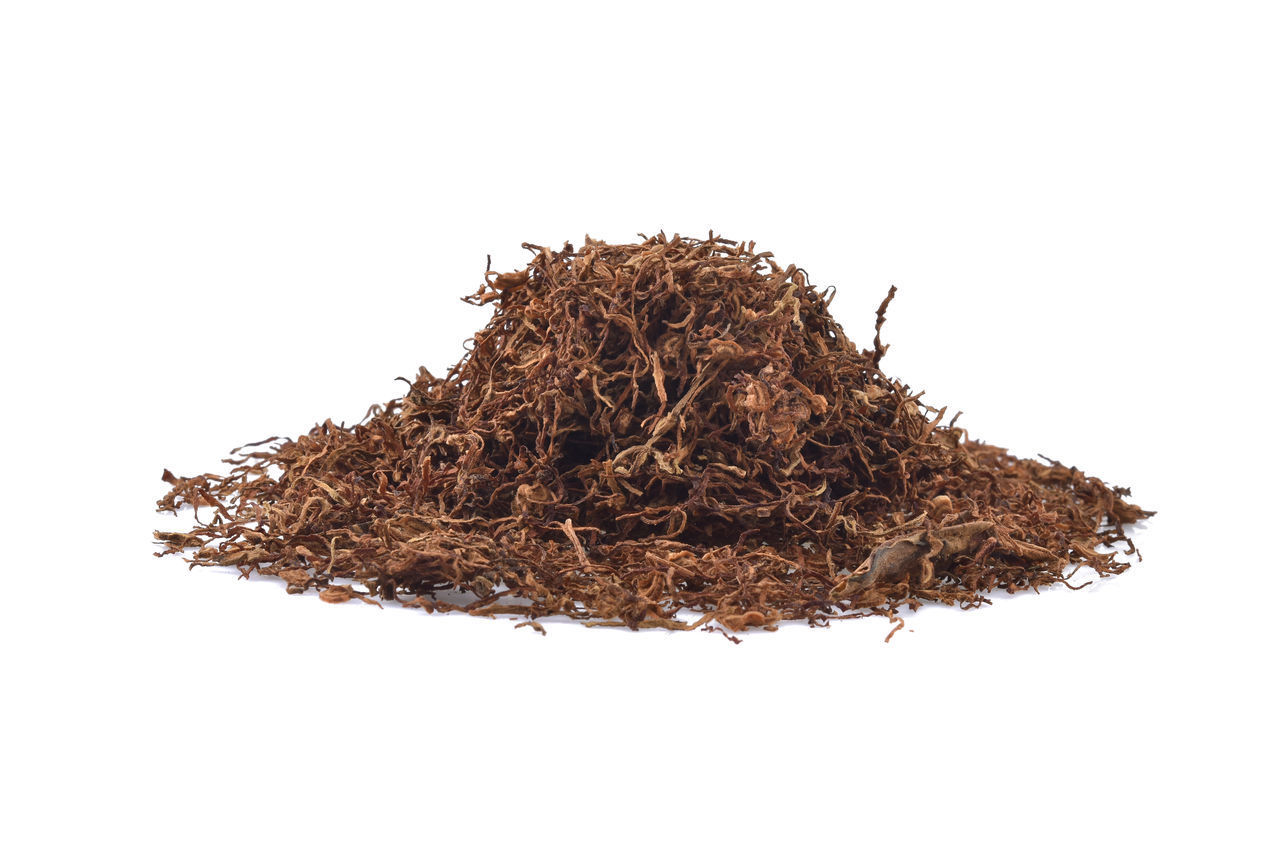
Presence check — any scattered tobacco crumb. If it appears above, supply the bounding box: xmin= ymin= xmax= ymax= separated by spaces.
xmin=156 ymin=233 xmax=1151 ymax=638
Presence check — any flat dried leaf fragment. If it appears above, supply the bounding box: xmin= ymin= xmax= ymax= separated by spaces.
xmin=318 ymin=585 xmax=381 ymax=607
xmin=832 ymin=521 xmax=995 ymax=597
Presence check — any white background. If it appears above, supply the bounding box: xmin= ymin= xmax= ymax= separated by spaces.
xmin=3 ymin=2 xmax=1277 ymax=860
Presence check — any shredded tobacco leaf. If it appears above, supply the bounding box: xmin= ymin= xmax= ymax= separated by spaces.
xmin=156 ymin=233 xmax=1151 ymax=637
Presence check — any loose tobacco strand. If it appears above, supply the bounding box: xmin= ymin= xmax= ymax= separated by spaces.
xmin=155 ymin=233 xmax=1151 ymax=636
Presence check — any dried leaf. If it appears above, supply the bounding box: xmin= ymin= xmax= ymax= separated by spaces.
xmin=154 ymin=233 xmax=1151 ymax=638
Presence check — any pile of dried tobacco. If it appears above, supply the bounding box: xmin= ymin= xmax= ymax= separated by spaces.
xmin=156 ymin=234 xmax=1150 ymax=639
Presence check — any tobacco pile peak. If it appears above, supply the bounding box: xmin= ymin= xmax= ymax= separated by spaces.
xmin=156 ymin=233 xmax=1149 ymax=639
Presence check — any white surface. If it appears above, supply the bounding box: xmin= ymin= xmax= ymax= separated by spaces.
xmin=2 ymin=2 xmax=1277 ymax=860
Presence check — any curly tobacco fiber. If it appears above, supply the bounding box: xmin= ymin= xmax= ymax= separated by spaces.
xmin=156 ymin=234 xmax=1150 ymax=638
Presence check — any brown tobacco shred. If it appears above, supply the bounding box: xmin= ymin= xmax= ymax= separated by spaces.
xmin=155 ymin=234 xmax=1152 ymax=637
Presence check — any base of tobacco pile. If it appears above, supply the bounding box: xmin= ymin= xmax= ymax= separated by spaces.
xmin=156 ymin=234 xmax=1150 ymax=640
